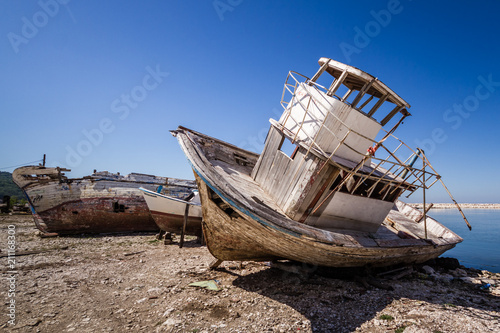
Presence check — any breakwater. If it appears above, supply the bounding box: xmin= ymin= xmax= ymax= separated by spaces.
xmin=409 ymin=203 xmax=500 ymax=209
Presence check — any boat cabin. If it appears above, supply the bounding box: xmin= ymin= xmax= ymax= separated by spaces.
xmin=251 ymin=58 xmax=436 ymax=232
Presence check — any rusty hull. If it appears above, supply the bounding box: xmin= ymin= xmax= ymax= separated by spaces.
xmin=35 ymin=196 xmax=158 ymax=235
xmin=13 ymin=166 xmax=197 ymax=235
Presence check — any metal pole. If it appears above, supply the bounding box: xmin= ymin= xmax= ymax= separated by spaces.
xmin=420 ymin=148 xmax=427 ymax=239
xmin=418 ymin=149 xmax=472 ymax=230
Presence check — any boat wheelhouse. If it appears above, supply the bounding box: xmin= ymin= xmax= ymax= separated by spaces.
xmin=251 ymin=58 xmax=435 ymax=233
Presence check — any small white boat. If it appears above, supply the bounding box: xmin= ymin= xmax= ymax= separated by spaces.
xmin=140 ymin=187 xmax=203 ymax=237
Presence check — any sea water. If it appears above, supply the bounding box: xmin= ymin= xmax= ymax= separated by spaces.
xmin=429 ymin=208 xmax=500 ymax=273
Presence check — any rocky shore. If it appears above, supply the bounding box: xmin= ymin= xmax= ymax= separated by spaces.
xmin=1 ymin=214 xmax=499 ymax=332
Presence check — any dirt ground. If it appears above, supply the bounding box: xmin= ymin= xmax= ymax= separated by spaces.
xmin=1 ymin=214 xmax=499 ymax=333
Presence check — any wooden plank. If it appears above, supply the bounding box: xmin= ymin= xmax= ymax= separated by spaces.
xmin=253 ymin=127 xmax=282 ymax=185
xmin=251 ymin=127 xmax=271 ymax=179
xmin=415 ymin=203 xmax=434 ymax=222
xmin=262 ymin=150 xmax=283 ymax=194
xmin=367 ymin=94 xmax=388 ymax=117
xmin=310 ymin=59 xmax=330 ymax=83
xmin=283 ymin=154 xmax=324 ymax=219
xmin=381 ymin=105 xmax=404 ymax=126
xmin=358 ymin=95 xmax=374 ymax=111
xmin=327 ymin=69 xmax=348 ymax=97
xmin=280 ymin=146 xmax=307 ymax=198
xmin=343 ymin=234 xmax=378 ymax=247
xmin=280 ymin=149 xmax=314 ymax=214
xmin=341 ymin=89 xmax=353 ymax=102
xmin=261 ymin=152 xmax=278 ymax=194
xmin=298 ymin=165 xmax=340 ymax=222
xmin=350 ymin=78 xmax=375 ymax=109
xmin=294 ymin=156 xmax=324 ymax=216
xmin=261 ymin=131 xmax=289 ymax=194
xmin=267 ymin=151 xmax=292 ymax=203
xmin=275 ymin=152 xmax=308 ymax=207
xmin=375 ymin=239 xmax=428 ymax=247
xmin=253 ymin=145 xmax=273 ymax=184
xmin=298 ymin=169 xmax=332 ymax=221
xmin=179 ymin=203 xmax=190 ymax=248
xmin=209 ymin=259 xmax=223 ymax=270
xmin=277 ymin=148 xmax=308 ymax=208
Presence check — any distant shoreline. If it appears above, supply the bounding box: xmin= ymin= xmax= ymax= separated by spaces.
xmin=409 ymin=203 xmax=500 ymax=209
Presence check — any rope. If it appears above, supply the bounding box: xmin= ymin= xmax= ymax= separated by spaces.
xmin=0 ymin=159 xmax=43 ymax=171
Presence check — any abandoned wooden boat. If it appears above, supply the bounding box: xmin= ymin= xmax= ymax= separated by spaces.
xmin=140 ymin=187 xmax=203 ymax=237
xmin=12 ymin=166 xmax=196 ymax=235
xmin=172 ymin=57 xmax=464 ymax=268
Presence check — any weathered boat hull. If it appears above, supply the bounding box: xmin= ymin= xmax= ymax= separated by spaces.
xmin=13 ymin=166 xmax=196 ymax=235
xmin=174 ymin=127 xmax=463 ymax=268
xmin=196 ymin=173 xmax=456 ymax=267
xmin=32 ymin=196 xmax=156 ymax=234
xmin=140 ymin=188 xmax=203 ymax=237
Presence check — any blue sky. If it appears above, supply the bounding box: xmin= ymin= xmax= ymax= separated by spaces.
xmin=1 ymin=0 xmax=499 ymax=203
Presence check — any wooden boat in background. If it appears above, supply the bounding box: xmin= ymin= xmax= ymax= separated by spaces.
xmin=140 ymin=187 xmax=203 ymax=237
xmin=13 ymin=166 xmax=195 ymax=235
xmin=172 ymin=58 xmax=464 ymax=268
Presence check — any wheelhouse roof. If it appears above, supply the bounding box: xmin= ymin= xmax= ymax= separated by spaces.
xmin=318 ymin=57 xmax=411 ymax=113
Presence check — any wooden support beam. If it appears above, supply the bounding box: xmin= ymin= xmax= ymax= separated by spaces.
xmin=310 ymin=59 xmax=330 ymax=83
xmin=179 ymin=203 xmax=190 ymax=248
xmin=351 ymin=78 xmax=376 ymax=109
xmin=416 ymin=203 xmax=434 ymax=222
xmin=367 ymin=94 xmax=388 ymax=117
xmin=381 ymin=106 xmax=404 ymax=126
xmin=327 ymin=69 xmax=348 ymax=97
xmin=341 ymin=89 xmax=353 ymax=102
xmin=358 ymin=95 xmax=374 ymax=111
xmin=209 ymin=258 xmax=223 ymax=270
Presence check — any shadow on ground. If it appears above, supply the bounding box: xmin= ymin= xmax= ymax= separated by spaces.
xmin=231 ymin=262 xmax=499 ymax=332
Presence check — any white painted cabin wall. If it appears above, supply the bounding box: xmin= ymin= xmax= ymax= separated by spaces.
xmin=279 ymin=83 xmax=382 ymax=164
xmin=305 ymin=192 xmax=394 ymax=232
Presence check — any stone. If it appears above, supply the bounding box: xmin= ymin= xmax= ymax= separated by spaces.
xmin=421 ymin=265 xmax=435 ymax=275
xmin=451 ymin=268 xmax=468 ymax=277
xmin=436 ymin=273 xmax=454 ymax=285
xmin=480 ymin=279 xmax=496 ymax=285
xmin=459 ymin=276 xmax=480 ymax=284
xmin=162 ymin=318 xmax=182 ymax=327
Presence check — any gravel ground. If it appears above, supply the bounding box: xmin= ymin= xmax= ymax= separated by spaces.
xmin=1 ymin=214 xmax=499 ymax=332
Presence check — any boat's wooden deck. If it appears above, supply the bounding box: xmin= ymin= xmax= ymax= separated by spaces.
xmin=210 ymin=155 xmax=458 ymax=248
xmin=212 ymin=160 xmax=286 ymax=214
